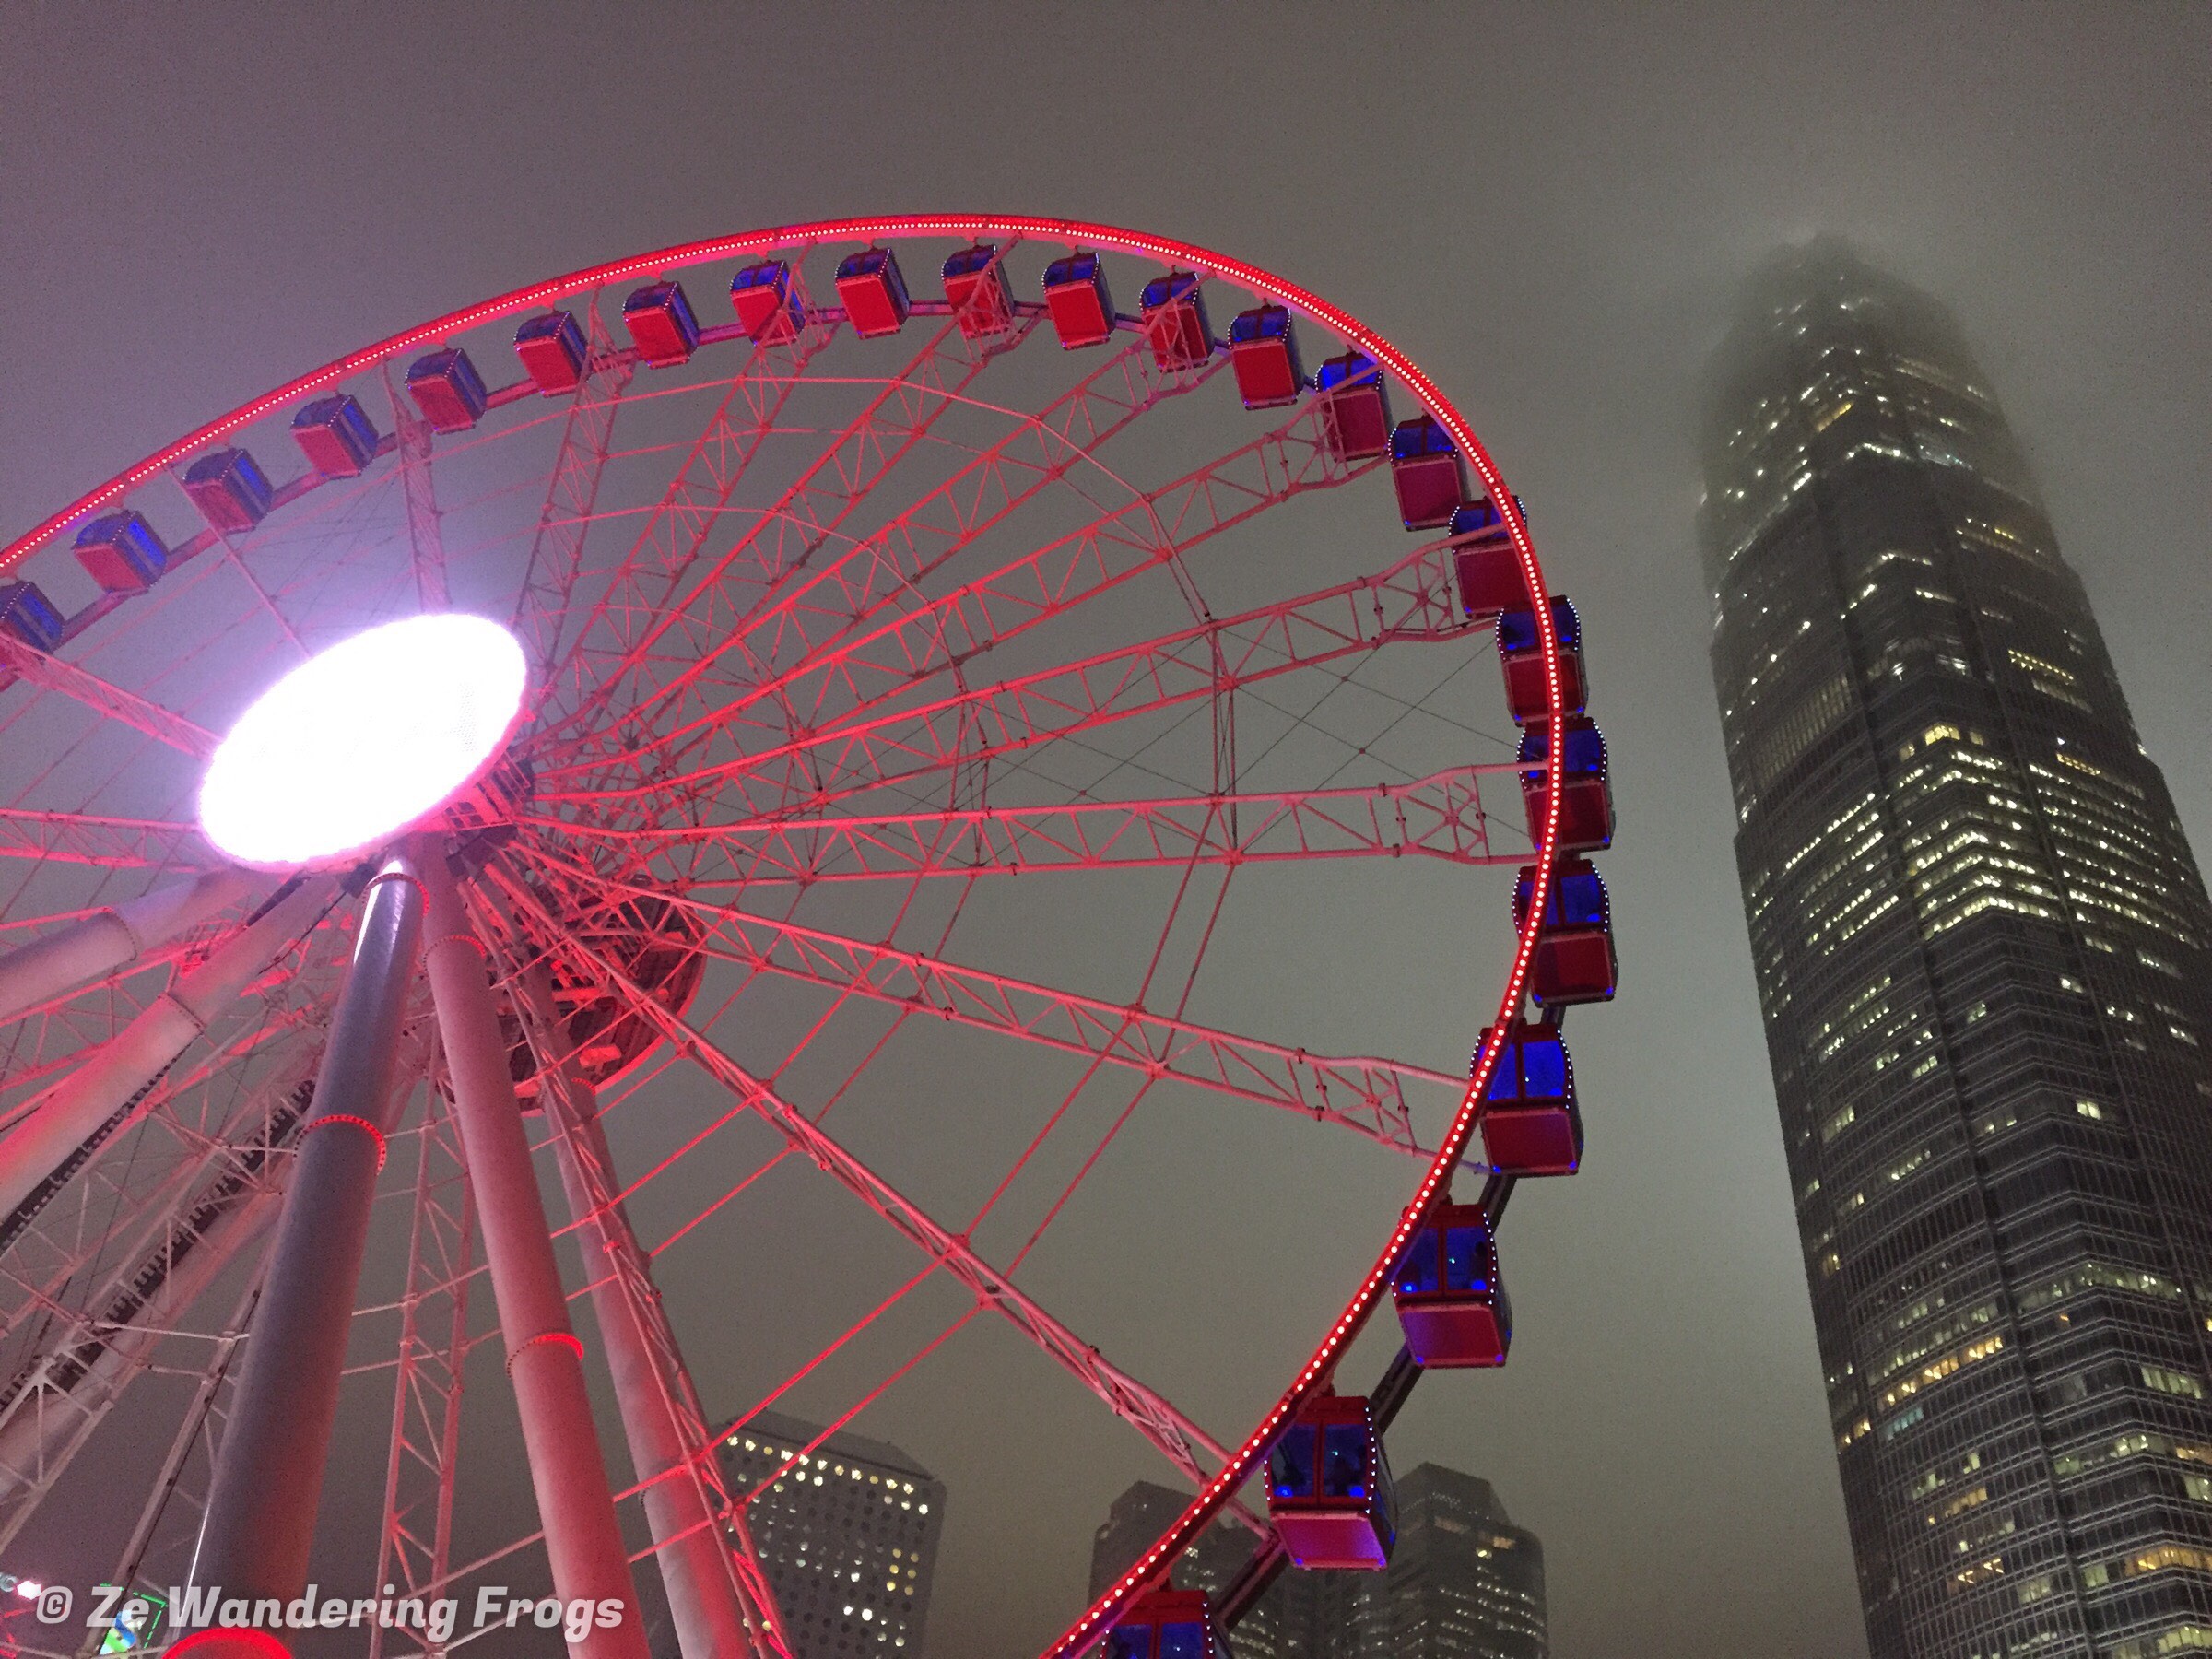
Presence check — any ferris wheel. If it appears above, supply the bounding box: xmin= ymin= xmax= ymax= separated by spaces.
xmin=0 ymin=217 xmax=1614 ymax=1659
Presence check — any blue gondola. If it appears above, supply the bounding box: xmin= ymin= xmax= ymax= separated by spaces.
xmin=731 ymin=260 xmax=805 ymax=343
xmin=1042 ymin=252 xmax=1115 ymax=349
xmin=290 ymin=394 xmax=381 ymax=477
xmin=0 ymin=581 xmax=65 ymax=652
xmin=406 ymin=348 xmax=488 ymax=433
xmin=514 ymin=311 xmax=589 ymax=394
xmin=1107 ymin=1590 xmax=1231 ymax=1659
xmin=942 ymin=243 xmax=1014 ymax=338
xmin=624 ymin=282 xmax=701 ymax=367
xmin=182 ymin=449 xmax=275 ymax=534
xmin=1267 ymin=1394 xmax=1395 ymax=1570
xmin=1227 ymin=304 xmax=1303 ymax=409
xmin=73 ymin=512 xmax=170 ymax=594
xmin=1451 ymin=497 xmax=1523 ymax=619
xmin=1394 ymin=1203 xmax=1512 ymax=1367
xmin=1517 ymin=714 xmax=1613 ymax=853
xmin=836 ymin=247 xmax=911 ymax=338
xmin=1139 ymin=272 xmax=1213 ymax=371
xmin=1388 ymin=416 xmax=1465 ymax=530
xmin=1514 ymin=858 xmax=1617 ymax=1006
xmin=1497 ymin=595 xmax=1585 ymax=724
xmin=1475 ymin=1017 xmax=1582 ymax=1176
xmin=1314 ymin=351 xmax=1391 ymax=462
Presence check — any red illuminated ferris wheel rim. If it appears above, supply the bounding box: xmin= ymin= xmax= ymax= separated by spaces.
xmin=1 ymin=215 xmax=1568 ymax=1656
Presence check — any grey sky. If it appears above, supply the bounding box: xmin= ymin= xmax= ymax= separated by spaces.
xmin=1 ymin=6 xmax=2206 ymax=1657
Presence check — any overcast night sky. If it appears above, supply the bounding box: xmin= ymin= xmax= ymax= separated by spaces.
xmin=1 ymin=6 xmax=2208 ymax=1658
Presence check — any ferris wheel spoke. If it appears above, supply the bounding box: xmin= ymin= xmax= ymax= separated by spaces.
xmin=0 ymin=807 xmax=208 ymax=871
xmin=512 ymin=299 xmax=636 ymax=683
xmin=568 ymin=395 xmax=1370 ymax=800
xmin=0 ymin=633 xmax=218 ymax=759
xmin=0 ymin=1061 xmax=311 ymax=1550
xmin=535 ymin=322 xmax=839 ymax=726
xmin=576 ymin=336 xmax=1223 ymax=784
xmin=488 ymin=871 xmax=1251 ymax=1508
xmin=547 ymin=531 xmax=1468 ymax=822
xmin=529 ymin=766 xmax=1514 ymax=891
xmin=369 ymin=1059 xmax=477 ymax=1630
xmin=548 ymin=312 xmax=1037 ymax=768
xmin=382 ymin=360 xmax=454 ymax=610
xmin=512 ymin=852 xmax=1459 ymax=1160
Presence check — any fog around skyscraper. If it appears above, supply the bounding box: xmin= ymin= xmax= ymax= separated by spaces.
xmin=1701 ymin=243 xmax=2212 ymax=1657
xmin=0 ymin=9 xmax=2205 ymax=1659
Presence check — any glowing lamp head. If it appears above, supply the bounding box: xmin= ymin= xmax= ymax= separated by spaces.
xmin=199 ymin=614 xmax=528 ymax=870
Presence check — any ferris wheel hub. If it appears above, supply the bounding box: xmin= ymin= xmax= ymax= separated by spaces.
xmin=197 ymin=613 xmax=530 ymax=871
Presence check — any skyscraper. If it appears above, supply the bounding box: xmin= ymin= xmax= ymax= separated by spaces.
xmin=709 ymin=1408 xmax=945 ymax=1659
xmin=1700 ymin=241 xmax=2212 ymax=1658
xmin=1089 ymin=1465 xmax=1544 ymax=1659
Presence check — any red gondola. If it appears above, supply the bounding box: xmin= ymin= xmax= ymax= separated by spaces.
xmin=1475 ymin=1018 xmax=1582 ymax=1176
xmin=1266 ymin=1394 xmax=1396 ymax=1570
xmin=730 ymin=260 xmax=805 ymax=343
xmin=1315 ymin=351 xmax=1391 ymax=461
xmin=1515 ymin=858 xmax=1617 ymax=1006
xmin=835 ymin=247 xmax=911 ymax=339
xmin=1227 ymin=304 xmax=1303 ymax=409
xmin=405 ymin=348 xmax=488 ymax=433
xmin=942 ymin=243 xmax=1014 ymax=338
xmin=73 ymin=512 xmax=170 ymax=594
xmin=0 ymin=581 xmax=65 ymax=652
xmin=513 ymin=310 xmax=589 ymax=394
xmin=1450 ymin=497 xmax=1524 ymax=620
xmin=623 ymin=281 xmax=701 ymax=368
xmin=1387 ymin=416 xmax=1465 ymax=530
xmin=1497 ymin=595 xmax=1585 ymax=724
xmin=1393 ymin=1203 xmax=1512 ymax=1368
xmin=1517 ymin=715 xmax=1614 ymax=854
xmin=182 ymin=448 xmax=275 ymax=533
xmin=1139 ymin=272 xmax=1213 ymax=371
xmin=1107 ymin=1590 xmax=1232 ymax=1659
xmin=290 ymin=394 xmax=381 ymax=476
xmin=1042 ymin=252 xmax=1115 ymax=349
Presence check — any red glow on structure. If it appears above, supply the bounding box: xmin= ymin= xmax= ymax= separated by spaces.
xmin=0 ymin=216 xmax=1563 ymax=1659
xmin=165 ymin=1629 xmax=294 ymax=1659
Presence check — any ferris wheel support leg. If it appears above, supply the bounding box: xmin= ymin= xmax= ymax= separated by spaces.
xmin=174 ymin=853 xmax=424 ymax=1659
xmin=0 ymin=866 xmax=259 ymax=1024
xmin=0 ymin=877 xmax=327 ymax=1228
xmin=513 ymin=968 xmax=775 ymax=1659
xmin=417 ymin=850 xmax=650 ymax=1659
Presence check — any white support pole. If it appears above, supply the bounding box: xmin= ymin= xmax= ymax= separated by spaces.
xmin=173 ymin=853 xmax=423 ymax=1659
xmin=0 ymin=868 xmax=258 ymax=1023
xmin=513 ymin=966 xmax=772 ymax=1659
xmin=0 ymin=877 xmax=328 ymax=1226
xmin=417 ymin=850 xmax=649 ymax=1659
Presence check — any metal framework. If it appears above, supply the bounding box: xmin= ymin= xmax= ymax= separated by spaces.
xmin=0 ymin=217 xmax=1582 ymax=1659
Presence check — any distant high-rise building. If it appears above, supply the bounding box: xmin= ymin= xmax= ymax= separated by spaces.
xmin=710 ymin=1408 xmax=945 ymax=1659
xmin=1088 ymin=1465 xmax=1544 ymax=1659
xmin=1701 ymin=241 xmax=2212 ymax=1659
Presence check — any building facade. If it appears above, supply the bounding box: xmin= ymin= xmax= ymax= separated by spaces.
xmin=1090 ymin=1465 xmax=1544 ymax=1659
xmin=1700 ymin=241 xmax=2212 ymax=1658
xmin=709 ymin=1408 xmax=945 ymax=1659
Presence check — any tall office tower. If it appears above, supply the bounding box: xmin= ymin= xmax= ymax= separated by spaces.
xmin=1700 ymin=241 xmax=2212 ymax=1659
xmin=1353 ymin=1465 xmax=1547 ymax=1659
xmin=1090 ymin=1466 xmax=1544 ymax=1659
xmin=708 ymin=1408 xmax=946 ymax=1659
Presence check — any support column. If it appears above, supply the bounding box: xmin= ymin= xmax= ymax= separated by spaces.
xmin=417 ymin=850 xmax=648 ymax=1659
xmin=0 ymin=867 xmax=258 ymax=1023
xmin=174 ymin=853 xmax=424 ymax=1659
xmin=513 ymin=968 xmax=771 ymax=1659
xmin=0 ymin=876 xmax=327 ymax=1224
